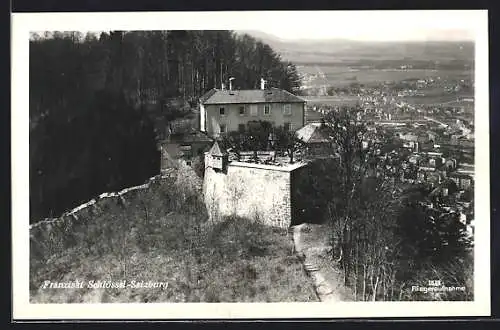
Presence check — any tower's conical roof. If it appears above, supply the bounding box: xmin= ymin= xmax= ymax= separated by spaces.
xmin=208 ymin=141 xmax=228 ymax=157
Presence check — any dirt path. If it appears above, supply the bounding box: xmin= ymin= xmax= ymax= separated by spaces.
xmin=292 ymin=223 xmax=353 ymax=302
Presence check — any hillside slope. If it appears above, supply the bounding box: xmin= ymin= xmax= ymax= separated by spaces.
xmin=30 ymin=165 xmax=317 ymax=303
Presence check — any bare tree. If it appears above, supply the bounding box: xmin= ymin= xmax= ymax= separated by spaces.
xmin=321 ymin=105 xmax=367 ymax=286
xmin=274 ymin=126 xmax=305 ymax=164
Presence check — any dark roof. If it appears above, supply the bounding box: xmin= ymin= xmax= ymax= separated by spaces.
xmin=208 ymin=141 xmax=227 ymax=157
xmin=450 ymin=172 xmax=473 ymax=179
xmin=169 ymin=130 xmax=213 ymax=143
xmin=200 ymin=87 xmax=305 ymax=105
xmin=160 ymin=126 xmax=213 ymax=144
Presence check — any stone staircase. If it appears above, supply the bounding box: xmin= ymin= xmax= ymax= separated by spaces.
xmin=292 ymin=223 xmax=351 ymax=302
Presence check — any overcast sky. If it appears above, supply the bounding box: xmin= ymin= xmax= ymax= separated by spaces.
xmin=239 ymin=11 xmax=477 ymax=41
xmin=259 ymin=27 xmax=474 ymax=42
xmin=21 ymin=10 xmax=482 ymax=42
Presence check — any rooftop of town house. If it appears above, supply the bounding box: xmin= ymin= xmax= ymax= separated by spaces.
xmin=458 ymin=163 xmax=474 ymax=169
xmin=425 ymin=151 xmax=444 ymax=156
xmin=200 ymin=87 xmax=305 ymax=105
xmin=456 ymin=169 xmax=474 ymax=176
xmin=296 ymin=122 xmax=331 ymax=144
xmin=449 ymin=172 xmax=474 ymax=178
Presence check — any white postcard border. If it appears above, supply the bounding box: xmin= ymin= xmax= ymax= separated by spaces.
xmin=11 ymin=10 xmax=490 ymax=319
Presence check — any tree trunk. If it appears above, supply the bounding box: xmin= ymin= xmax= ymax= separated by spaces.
xmin=372 ymin=273 xmax=379 ymax=301
xmin=354 ymin=246 xmax=358 ymax=300
xmin=362 ymin=264 xmax=367 ymax=301
xmin=381 ymin=268 xmax=386 ymax=301
xmin=390 ymin=273 xmax=395 ymax=301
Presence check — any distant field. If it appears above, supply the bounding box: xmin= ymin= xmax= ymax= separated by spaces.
xmin=277 ymin=41 xmax=474 ymax=65
xmin=299 ymin=64 xmax=473 ymax=88
xmin=303 ymin=94 xmax=474 ymax=109
xmin=303 ymin=96 xmax=360 ymax=106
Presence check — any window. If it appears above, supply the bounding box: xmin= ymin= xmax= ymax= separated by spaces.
xmin=220 ymin=124 xmax=226 ymax=133
xmin=179 ymin=145 xmax=192 ymax=155
xmin=250 ymin=105 xmax=258 ymax=116
xmin=284 ymin=122 xmax=291 ymax=131
xmin=239 ymin=106 xmax=245 ymax=115
xmin=264 ymin=104 xmax=271 ymax=115
xmin=283 ymin=104 xmax=292 ymax=116
xmin=219 ymin=107 xmax=225 ymax=115
xmin=238 ymin=124 xmax=245 ymax=132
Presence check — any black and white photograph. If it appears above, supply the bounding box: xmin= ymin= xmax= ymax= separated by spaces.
xmin=12 ymin=10 xmax=490 ymax=319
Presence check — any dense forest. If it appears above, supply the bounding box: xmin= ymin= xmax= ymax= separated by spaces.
xmin=29 ymin=30 xmax=302 ymax=222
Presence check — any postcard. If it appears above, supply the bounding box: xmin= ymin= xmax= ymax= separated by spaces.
xmin=11 ymin=10 xmax=490 ymax=319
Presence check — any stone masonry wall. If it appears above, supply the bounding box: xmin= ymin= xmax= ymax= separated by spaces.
xmin=203 ymin=162 xmax=305 ymax=229
xmin=29 ymin=170 xmax=177 ymax=261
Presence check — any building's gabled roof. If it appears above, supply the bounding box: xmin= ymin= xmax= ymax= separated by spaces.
xmin=296 ymin=122 xmax=331 ymax=143
xmin=208 ymin=141 xmax=228 ymax=157
xmin=199 ymin=88 xmax=218 ymax=103
xmin=200 ymin=87 xmax=305 ymax=105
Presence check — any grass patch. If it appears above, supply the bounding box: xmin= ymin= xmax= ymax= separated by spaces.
xmin=30 ymin=166 xmax=317 ymax=303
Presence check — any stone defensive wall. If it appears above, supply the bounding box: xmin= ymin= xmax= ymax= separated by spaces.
xmin=203 ymin=160 xmax=308 ymax=229
xmin=29 ymin=169 xmax=176 ymax=255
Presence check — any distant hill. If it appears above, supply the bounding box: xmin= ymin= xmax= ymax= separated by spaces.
xmin=237 ymin=30 xmax=475 ymax=65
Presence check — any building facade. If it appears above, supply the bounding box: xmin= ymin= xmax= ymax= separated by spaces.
xmin=199 ymin=87 xmax=306 ymax=137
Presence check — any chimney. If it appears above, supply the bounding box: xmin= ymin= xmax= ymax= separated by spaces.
xmin=260 ymin=78 xmax=266 ymax=90
xmin=229 ymin=77 xmax=235 ymax=91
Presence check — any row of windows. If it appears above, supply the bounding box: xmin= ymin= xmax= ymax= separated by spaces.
xmin=219 ymin=104 xmax=292 ymax=116
xmin=219 ymin=122 xmax=292 ymax=133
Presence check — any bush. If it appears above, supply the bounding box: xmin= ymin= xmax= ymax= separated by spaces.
xmin=192 ymin=154 xmax=205 ymax=179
